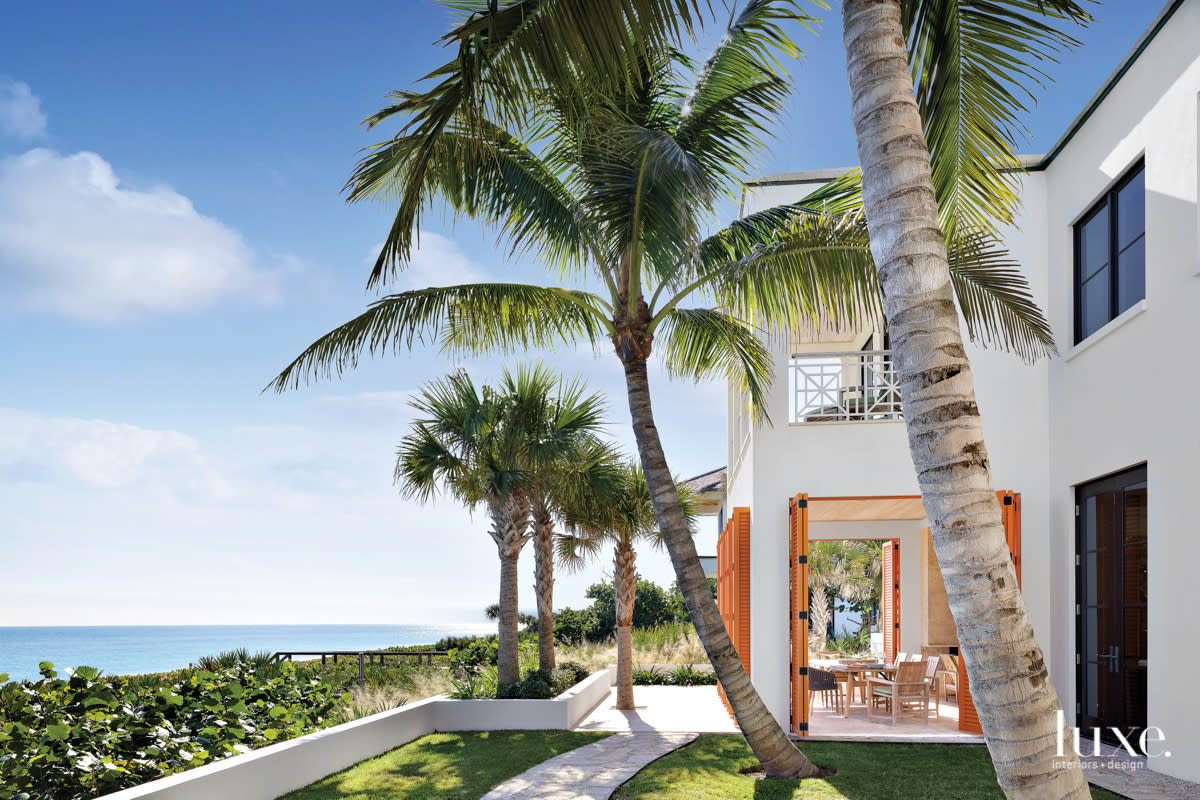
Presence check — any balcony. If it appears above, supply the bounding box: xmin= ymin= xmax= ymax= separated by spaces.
xmin=789 ymin=350 xmax=903 ymax=424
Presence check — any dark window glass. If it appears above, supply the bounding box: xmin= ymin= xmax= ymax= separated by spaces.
xmin=1117 ymin=238 xmax=1145 ymax=313
xmin=1080 ymin=209 xmax=1110 ymax=279
xmin=1116 ymin=170 xmax=1145 ymax=250
xmin=1080 ymin=270 xmax=1111 ymax=340
xmin=1074 ymin=161 xmax=1145 ymax=344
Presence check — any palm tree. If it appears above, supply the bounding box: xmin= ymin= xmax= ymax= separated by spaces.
xmin=269 ymin=0 xmax=1055 ymax=778
xmin=807 ymin=540 xmax=876 ymax=653
xmin=499 ymin=366 xmax=609 ymax=672
xmin=527 ymin=431 xmax=622 ymax=671
xmin=395 ymin=365 xmax=605 ymax=685
xmin=839 ymin=1 xmax=1092 ymax=795
xmin=560 ymin=459 xmax=693 ymax=710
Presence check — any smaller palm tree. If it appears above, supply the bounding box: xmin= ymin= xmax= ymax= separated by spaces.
xmin=560 ymin=458 xmax=694 ymax=710
xmin=395 ymin=365 xmax=605 ymax=686
xmin=808 ymin=541 xmax=880 ymax=653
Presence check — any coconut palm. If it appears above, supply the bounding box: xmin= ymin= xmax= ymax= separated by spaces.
xmin=838 ymin=1 xmax=1093 ymax=796
xmin=269 ymin=0 xmax=1059 ymax=778
xmin=395 ymin=365 xmax=605 ymax=685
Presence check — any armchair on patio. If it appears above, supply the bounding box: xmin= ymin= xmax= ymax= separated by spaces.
xmin=923 ymin=656 xmax=941 ymax=718
xmin=809 ymin=667 xmax=844 ymax=714
xmin=866 ymin=661 xmax=930 ymax=725
xmin=939 ymin=655 xmax=959 ymax=701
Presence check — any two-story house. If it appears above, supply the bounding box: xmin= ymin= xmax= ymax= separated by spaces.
xmin=717 ymin=0 xmax=1200 ymax=782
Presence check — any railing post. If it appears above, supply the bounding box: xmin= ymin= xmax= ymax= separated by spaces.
xmin=357 ymin=652 xmax=366 ymax=689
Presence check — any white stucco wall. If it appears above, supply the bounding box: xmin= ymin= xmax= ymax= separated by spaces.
xmin=1037 ymin=0 xmax=1200 ymax=780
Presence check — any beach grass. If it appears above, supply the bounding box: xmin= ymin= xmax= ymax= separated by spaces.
xmin=613 ymin=735 xmax=1127 ymax=800
xmin=279 ymin=730 xmax=609 ymax=800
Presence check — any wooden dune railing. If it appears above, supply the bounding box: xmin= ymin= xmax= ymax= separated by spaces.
xmin=271 ymin=650 xmax=449 ymax=687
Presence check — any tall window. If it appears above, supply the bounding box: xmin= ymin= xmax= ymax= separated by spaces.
xmin=1074 ymin=160 xmax=1145 ymax=343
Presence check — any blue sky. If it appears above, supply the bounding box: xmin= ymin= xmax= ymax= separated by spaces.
xmin=0 ymin=1 xmax=1165 ymax=626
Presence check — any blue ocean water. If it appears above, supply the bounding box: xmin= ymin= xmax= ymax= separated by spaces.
xmin=0 ymin=624 xmax=495 ymax=682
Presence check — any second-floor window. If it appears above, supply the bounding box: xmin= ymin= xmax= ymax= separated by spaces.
xmin=1074 ymin=160 xmax=1145 ymax=343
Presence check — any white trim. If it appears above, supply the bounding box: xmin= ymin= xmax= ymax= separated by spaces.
xmin=1062 ymin=299 xmax=1148 ymax=362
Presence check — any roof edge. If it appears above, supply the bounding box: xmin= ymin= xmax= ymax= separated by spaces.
xmin=1032 ymin=0 xmax=1186 ymax=170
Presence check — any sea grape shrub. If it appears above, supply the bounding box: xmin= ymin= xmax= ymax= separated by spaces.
xmin=447 ymin=638 xmax=500 ymax=672
xmin=0 ymin=660 xmax=350 ymax=800
xmin=630 ymin=664 xmax=717 ymax=686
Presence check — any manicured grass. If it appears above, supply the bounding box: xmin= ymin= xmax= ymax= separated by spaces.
xmin=614 ymin=735 xmax=1126 ymax=800
xmin=280 ymin=730 xmax=610 ymax=800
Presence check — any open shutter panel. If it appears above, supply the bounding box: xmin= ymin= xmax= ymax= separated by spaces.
xmin=882 ymin=539 xmax=899 ymax=664
xmin=789 ymin=494 xmax=809 ymax=735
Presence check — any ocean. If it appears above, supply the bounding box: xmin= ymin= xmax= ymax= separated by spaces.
xmin=0 ymin=624 xmax=496 ymax=682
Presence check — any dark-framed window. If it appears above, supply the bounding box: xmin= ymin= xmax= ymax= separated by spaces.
xmin=1074 ymin=160 xmax=1145 ymax=343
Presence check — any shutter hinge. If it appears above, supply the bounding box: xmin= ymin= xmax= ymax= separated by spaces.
xmin=796 ymin=722 xmax=809 ymax=732
xmin=1003 ymin=494 xmax=1013 ymax=505
xmin=797 ymin=554 xmax=808 ymax=565
xmin=797 ymin=666 xmax=808 ymax=676
xmin=797 ymin=498 xmax=808 ymax=508
xmin=797 ymin=611 xmax=808 ymax=621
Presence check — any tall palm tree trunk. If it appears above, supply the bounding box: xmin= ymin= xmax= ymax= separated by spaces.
xmin=533 ymin=509 xmax=557 ymax=671
xmin=841 ymin=2 xmax=1087 ymax=796
xmin=621 ymin=355 xmax=822 ymax=779
xmin=490 ymin=493 xmax=531 ymax=687
xmin=614 ymin=536 xmax=638 ymax=710
xmin=809 ymin=588 xmax=831 ymax=653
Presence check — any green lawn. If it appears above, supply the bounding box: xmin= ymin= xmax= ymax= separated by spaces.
xmin=280 ymin=731 xmax=609 ymax=800
xmin=614 ymin=735 xmax=1127 ymax=800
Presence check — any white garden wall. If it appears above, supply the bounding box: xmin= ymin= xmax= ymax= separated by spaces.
xmin=102 ymin=669 xmax=613 ymax=800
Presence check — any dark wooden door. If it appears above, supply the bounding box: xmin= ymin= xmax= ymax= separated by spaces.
xmin=1077 ymin=465 xmax=1148 ymax=741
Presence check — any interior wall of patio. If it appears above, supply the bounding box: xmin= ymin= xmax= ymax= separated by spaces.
xmin=809 ymin=520 xmax=926 ymax=662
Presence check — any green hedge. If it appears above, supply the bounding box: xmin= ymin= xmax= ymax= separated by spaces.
xmin=0 ymin=660 xmax=350 ymax=800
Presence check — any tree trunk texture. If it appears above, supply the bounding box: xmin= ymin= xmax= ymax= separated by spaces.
xmin=533 ymin=507 xmax=557 ymax=671
xmin=489 ymin=492 xmax=532 ymax=688
xmin=810 ymin=588 xmax=831 ymax=653
xmin=614 ymin=536 xmax=638 ymax=710
xmin=841 ymin=2 xmax=1088 ymax=796
xmin=621 ymin=355 xmax=822 ymax=779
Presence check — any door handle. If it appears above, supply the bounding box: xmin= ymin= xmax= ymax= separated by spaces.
xmin=1097 ymin=645 xmax=1120 ymax=673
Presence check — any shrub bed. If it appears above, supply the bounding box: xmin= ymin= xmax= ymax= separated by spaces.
xmin=0 ymin=660 xmax=350 ymax=800
xmin=631 ymin=664 xmax=717 ymax=686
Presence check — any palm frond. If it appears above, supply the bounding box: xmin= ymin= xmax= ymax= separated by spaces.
xmin=677 ymin=0 xmax=811 ymax=194
xmin=353 ymin=0 xmax=712 ymax=287
xmin=348 ymin=116 xmax=592 ymax=280
xmin=903 ymin=0 xmax=1091 ymax=241
xmin=947 ymin=231 xmax=1057 ymax=362
xmin=654 ymin=307 xmax=774 ymax=422
xmin=698 ymin=209 xmax=881 ymax=334
xmin=798 ymin=178 xmax=1056 ymax=360
xmin=265 ymin=284 xmax=611 ymax=393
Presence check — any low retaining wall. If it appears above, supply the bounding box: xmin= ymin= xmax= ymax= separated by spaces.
xmin=102 ymin=670 xmax=613 ymax=800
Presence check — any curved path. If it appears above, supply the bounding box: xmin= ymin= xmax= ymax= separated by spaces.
xmin=480 ymin=731 xmax=697 ymax=800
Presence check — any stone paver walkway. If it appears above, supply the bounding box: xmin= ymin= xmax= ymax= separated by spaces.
xmin=1080 ymin=744 xmax=1200 ymax=800
xmin=481 ymin=732 xmax=697 ymax=800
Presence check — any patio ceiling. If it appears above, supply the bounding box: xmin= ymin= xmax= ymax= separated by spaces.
xmin=806 ymin=495 xmax=925 ymax=522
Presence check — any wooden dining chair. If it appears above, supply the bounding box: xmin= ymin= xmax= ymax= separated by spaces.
xmin=939 ymin=654 xmax=959 ymax=701
xmin=866 ymin=661 xmax=929 ymax=724
xmin=923 ymin=656 xmax=941 ymax=717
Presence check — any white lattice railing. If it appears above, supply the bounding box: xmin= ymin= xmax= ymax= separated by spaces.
xmin=789 ymin=350 xmax=902 ymax=423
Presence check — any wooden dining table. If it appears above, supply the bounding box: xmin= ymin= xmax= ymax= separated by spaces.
xmin=827 ymin=663 xmax=898 ymax=717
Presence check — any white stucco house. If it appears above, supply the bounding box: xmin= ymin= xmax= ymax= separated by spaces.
xmin=716 ymin=0 xmax=1199 ymax=782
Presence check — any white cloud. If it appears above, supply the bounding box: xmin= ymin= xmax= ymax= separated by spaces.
xmin=0 ymin=79 xmax=46 ymax=139
xmin=0 ymin=408 xmax=210 ymax=489
xmin=366 ymin=232 xmax=489 ymax=290
xmin=0 ymin=149 xmax=277 ymax=322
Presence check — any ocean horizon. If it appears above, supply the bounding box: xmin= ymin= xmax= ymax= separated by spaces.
xmin=0 ymin=623 xmax=496 ymax=683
